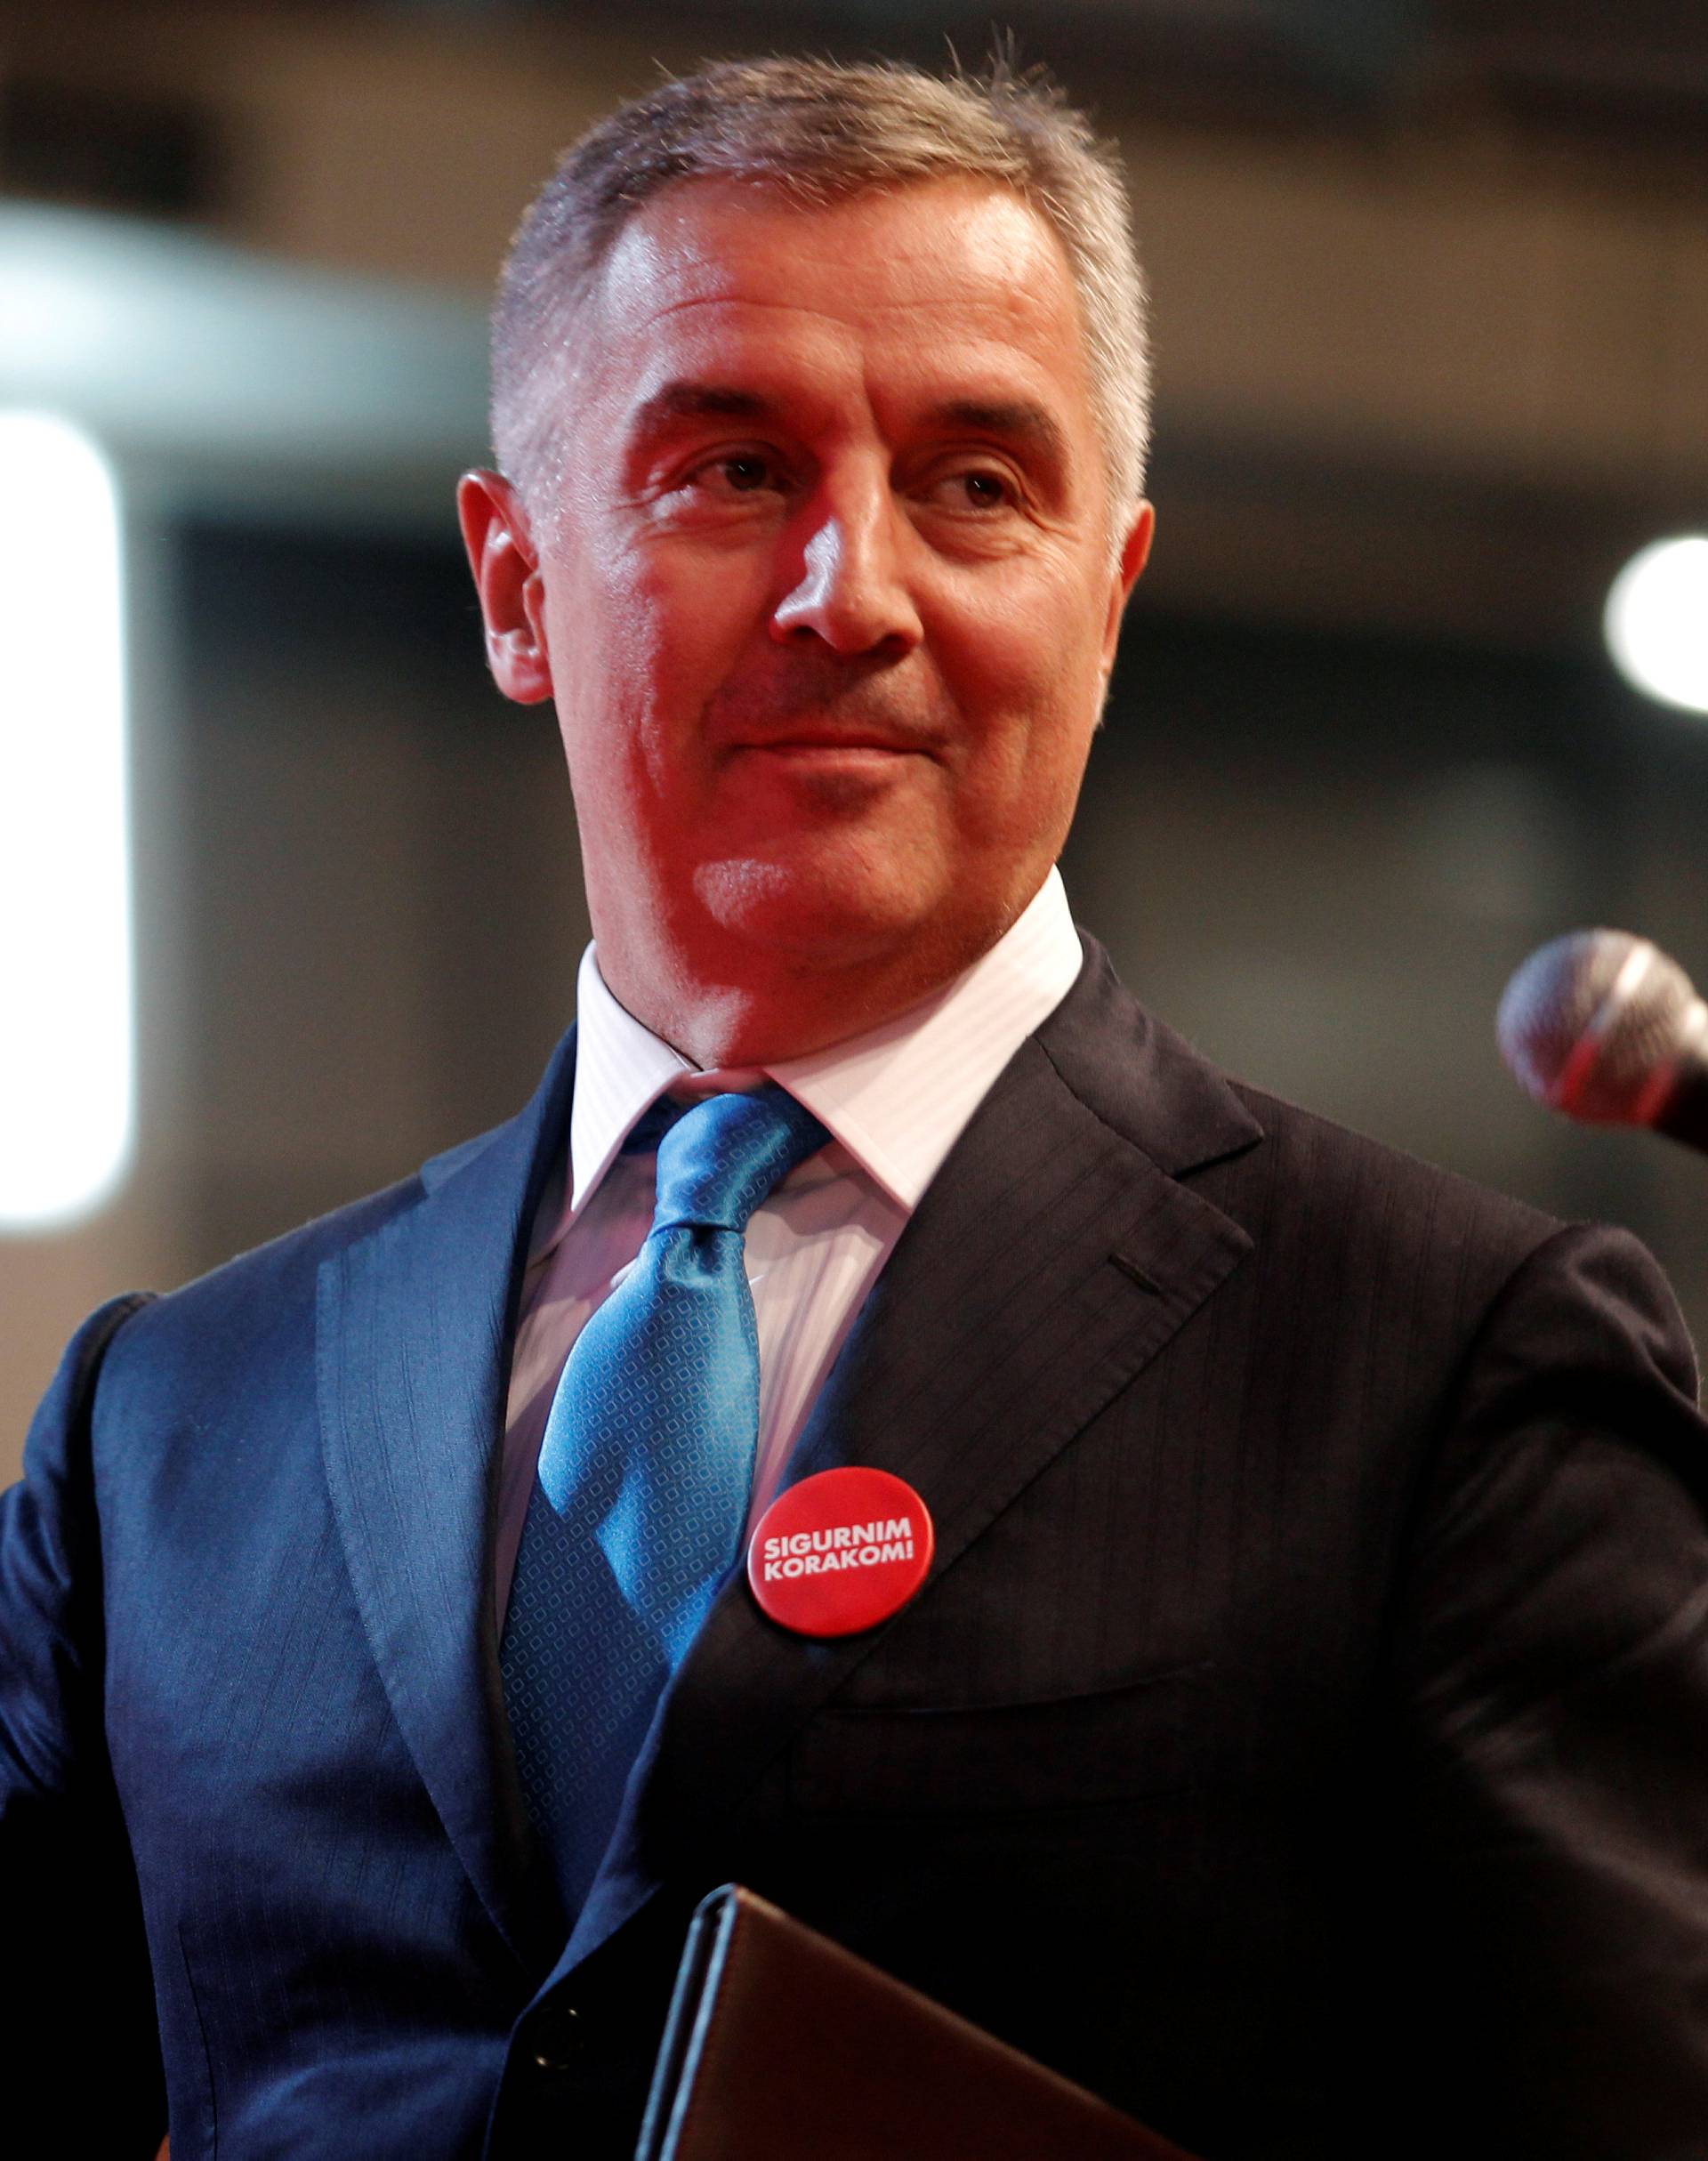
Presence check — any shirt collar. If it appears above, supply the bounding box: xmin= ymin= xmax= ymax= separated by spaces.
xmin=552 ymin=866 xmax=1084 ymax=1245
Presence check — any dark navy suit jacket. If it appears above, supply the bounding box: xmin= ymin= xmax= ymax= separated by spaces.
xmin=6 ymin=939 xmax=1708 ymax=2160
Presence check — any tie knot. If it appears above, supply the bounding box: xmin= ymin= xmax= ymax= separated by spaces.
xmin=649 ymin=1085 xmax=829 ymax=1236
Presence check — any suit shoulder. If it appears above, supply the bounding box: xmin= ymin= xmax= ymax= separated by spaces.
xmin=157 ymin=1165 xmax=423 ymax=1305
xmin=1215 ymin=1076 xmax=1566 ymax=1280
xmin=1207 ymin=1080 xmax=1708 ymax=1403
xmin=122 ymin=1104 xmax=531 ymax=1341
xmin=97 ymin=1174 xmax=419 ymax=1400
xmin=1045 ymin=951 xmax=1571 ymax=1289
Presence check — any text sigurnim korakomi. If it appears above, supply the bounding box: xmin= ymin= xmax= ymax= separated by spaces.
xmin=747 ymin=1467 xmax=934 ymax=1636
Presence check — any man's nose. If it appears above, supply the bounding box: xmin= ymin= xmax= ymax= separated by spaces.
xmin=769 ymin=488 xmax=924 ymax=657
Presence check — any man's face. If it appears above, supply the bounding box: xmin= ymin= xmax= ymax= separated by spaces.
xmin=487 ymin=175 xmax=1150 ymax=1004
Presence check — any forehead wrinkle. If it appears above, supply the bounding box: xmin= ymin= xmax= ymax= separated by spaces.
xmin=552 ymin=182 xmax=1105 ymax=512
xmin=608 ymin=278 xmax=1064 ymax=331
xmin=586 ymin=197 xmax=1081 ymax=383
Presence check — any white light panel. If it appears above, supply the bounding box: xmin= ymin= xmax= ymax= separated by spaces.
xmin=0 ymin=410 xmax=133 ymax=1229
xmin=1605 ymin=536 xmax=1708 ymax=719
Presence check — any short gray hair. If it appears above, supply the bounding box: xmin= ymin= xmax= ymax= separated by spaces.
xmin=490 ymin=54 xmax=1150 ymax=522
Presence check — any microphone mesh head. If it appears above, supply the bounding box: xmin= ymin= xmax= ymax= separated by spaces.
xmin=1496 ymin=929 xmax=1700 ymax=1124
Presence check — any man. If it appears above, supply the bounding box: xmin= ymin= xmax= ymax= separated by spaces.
xmin=5 ymin=53 xmax=1708 ymax=2161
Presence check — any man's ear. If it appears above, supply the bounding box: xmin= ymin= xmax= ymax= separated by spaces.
xmin=1100 ymin=499 xmax=1156 ymax=675
xmin=457 ymin=468 xmax=553 ymax=705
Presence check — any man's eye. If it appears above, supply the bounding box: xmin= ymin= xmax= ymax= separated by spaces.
xmin=929 ymin=468 xmax=1016 ymax=512
xmin=691 ymin=453 xmax=783 ymax=496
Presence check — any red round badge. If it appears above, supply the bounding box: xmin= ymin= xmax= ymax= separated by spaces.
xmin=747 ymin=1467 xmax=934 ymax=1638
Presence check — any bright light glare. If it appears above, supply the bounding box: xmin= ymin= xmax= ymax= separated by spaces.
xmin=0 ymin=411 xmax=133 ymax=1229
xmin=1605 ymin=536 xmax=1708 ymax=718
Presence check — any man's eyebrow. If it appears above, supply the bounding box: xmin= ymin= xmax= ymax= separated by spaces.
xmin=628 ymin=381 xmax=775 ymax=435
xmin=924 ymin=398 xmax=1070 ymax=466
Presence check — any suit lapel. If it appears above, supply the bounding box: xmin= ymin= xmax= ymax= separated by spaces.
xmin=563 ymin=941 xmax=1263 ymax=1972
xmin=317 ymin=1028 xmax=577 ymax=1971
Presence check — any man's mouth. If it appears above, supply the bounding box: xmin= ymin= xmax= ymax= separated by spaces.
xmin=743 ymin=737 xmax=921 ymax=756
xmin=722 ymin=723 xmax=941 ymax=762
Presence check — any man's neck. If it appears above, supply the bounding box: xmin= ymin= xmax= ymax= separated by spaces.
xmin=591 ymin=914 xmax=1032 ymax=1071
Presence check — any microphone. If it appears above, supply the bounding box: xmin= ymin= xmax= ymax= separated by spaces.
xmin=1497 ymin=930 xmax=1708 ymax=1152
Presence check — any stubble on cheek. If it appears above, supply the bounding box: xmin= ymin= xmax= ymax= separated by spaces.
xmin=690 ymin=853 xmax=798 ymax=930
xmin=688 ymin=793 xmax=950 ymax=964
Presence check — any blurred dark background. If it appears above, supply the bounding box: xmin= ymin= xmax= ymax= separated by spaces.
xmin=4 ymin=0 xmax=1708 ymax=1465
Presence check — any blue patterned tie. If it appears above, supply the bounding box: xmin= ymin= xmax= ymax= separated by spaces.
xmin=500 ymin=1084 xmax=829 ymax=1915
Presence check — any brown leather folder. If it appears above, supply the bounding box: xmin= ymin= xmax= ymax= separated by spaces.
xmin=634 ymin=1884 xmax=1196 ymax=2160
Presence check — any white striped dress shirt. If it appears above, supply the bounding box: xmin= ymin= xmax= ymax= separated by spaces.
xmin=493 ymin=867 xmax=1084 ymax=1625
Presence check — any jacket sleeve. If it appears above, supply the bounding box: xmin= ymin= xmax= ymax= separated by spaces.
xmin=1 ymin=1293 xmax=166 ymax=2156
xmin=1398 ymin=1220 xmax=1708 ymax=2158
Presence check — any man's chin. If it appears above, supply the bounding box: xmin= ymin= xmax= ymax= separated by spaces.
xmin=690 ymin=852 xmax=940 ymax=965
